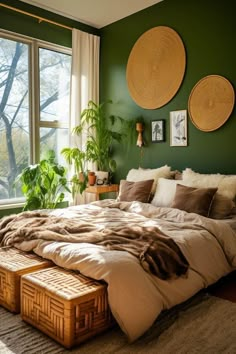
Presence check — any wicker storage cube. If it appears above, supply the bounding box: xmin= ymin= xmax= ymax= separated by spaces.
xmin=0 ymin=247 xmax=52 ymax=313
xmin=21 ymin=266 xmax=114 ymax=348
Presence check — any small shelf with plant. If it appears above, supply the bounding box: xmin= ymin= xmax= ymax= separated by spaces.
xmin=61 ymin=100 xmax=127 ymax=195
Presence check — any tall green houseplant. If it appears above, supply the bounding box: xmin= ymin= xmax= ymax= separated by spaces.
xmin=61 ymin=100 xmax=127 ymax=194
xmin=74 ymin=100 xmax=125 ymax=173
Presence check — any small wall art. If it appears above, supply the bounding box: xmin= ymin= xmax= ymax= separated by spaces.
xmin=170 ymin=110 xmax=187 ymax=146
xmin=151 ymin=119 xmax=165 ymax=142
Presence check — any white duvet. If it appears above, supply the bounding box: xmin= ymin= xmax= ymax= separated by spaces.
xmin=15 ymin=200 xmax=236 ymax=342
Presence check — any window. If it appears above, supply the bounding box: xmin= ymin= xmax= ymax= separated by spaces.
xmin=0 ymin=31 xmax=71 ymax=206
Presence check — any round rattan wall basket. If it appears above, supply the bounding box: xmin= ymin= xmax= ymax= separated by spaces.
xmin=126 ymin=26 xmax=186 ymax=109
xmin=188 ymin=75 xmax=235 ymax=132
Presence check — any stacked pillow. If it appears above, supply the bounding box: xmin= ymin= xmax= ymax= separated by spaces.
xmin=151 ymin=169 xmax=236 ymax=218
xmin=209 ymin=194 xmax=235 ymax=219
xmin=117 ymin=166 xmax=236 ymax=219
xmin=117 ymin=165 xmax=172 ymax=203
xmin=181 ymin=168 xmax=236 ymax=218
xmin=170 ymin=184 xmax=217 ymax=217
xmin=126 ymin=165 xmax=172 ymax=194
xmin=182 ymin=168 xmax=236 ymax=200
xmin=117 ymin=179 xmax=154 ymax=203
xmin=151 ymin=178 xmax=185 ymax=207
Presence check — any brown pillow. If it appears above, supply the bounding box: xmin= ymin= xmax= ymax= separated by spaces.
xmin=171 ymin=184 xmax=217 ymax=216
xmin=117 ymin=179 xmax=154 ymax=203
xmin=209 ymin=193 xmax=235 ymax=219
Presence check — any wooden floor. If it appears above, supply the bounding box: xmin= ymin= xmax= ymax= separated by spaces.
xmin=208 ymin=270 xmax=236 ymax=303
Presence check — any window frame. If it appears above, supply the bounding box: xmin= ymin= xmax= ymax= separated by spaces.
xmin=0 ymin=30 xmax=72 ymax=208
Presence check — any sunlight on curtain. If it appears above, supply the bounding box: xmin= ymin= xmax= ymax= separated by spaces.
xmin=69 ymin=29 xmax=100 ymax=205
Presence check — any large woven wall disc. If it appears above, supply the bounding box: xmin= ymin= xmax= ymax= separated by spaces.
xmin=126 ymin=26 xmax=186 ymax=109
xmin=188 ymin=75 xmax=235 ymax=132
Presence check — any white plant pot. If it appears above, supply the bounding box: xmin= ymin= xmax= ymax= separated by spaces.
xmin=95 ymin=171 xmax=109 ymax=185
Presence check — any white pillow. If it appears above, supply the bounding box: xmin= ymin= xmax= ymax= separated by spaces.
xmin=151 ymin=178 xmax=185 ymax=207
xmin=218 ymin=176 xmax=236 ymax=200
xmin=126 ymin=165 xmax=171 ymax=194
xmin=182 ymin=168 xmax=236 ymax=200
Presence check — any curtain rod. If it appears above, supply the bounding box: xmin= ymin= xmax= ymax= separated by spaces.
xmin=0 ymin=3 xmax=73 ymax=31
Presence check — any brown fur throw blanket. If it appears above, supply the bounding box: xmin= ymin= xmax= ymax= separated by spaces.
xmin=0 ymin=211 xmax=189 ymax=280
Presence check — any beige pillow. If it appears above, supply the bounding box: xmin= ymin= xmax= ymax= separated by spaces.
xmin=117 ymin=179 xmax=154 ymax=203
xmin=182 ymin=168 xmax=236 ymax=200
xmin=126 ymin=165 xmax=171 ymax=194
xmin=209 ymin=194 xmax=235 ymax=219
xmin=171 ymin=184 xmax=217 ymax=217
xmin=151 ymin=178 xmax=185 ymax=207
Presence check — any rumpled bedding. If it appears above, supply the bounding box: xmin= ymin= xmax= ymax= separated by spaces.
xmin=0 ymin=209 xmax=189 ymax=280
xmin=1 ymin=199 xmax=236 ymax=341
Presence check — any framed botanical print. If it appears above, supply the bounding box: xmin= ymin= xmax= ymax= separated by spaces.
xmin=151 ymin=120 xmax=165 ymax=142
xmin=170 ymin=110 xmax=187 ymax=146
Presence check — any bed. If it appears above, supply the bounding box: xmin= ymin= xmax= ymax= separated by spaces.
xmin=0 ymin=166 xmax=236 ymax=342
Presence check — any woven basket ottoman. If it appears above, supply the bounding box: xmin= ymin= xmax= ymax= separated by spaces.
xmin=0 ymin=247 xmax=52 ymax=313
xmin=21 ymin=266 xmax=114 ymax=348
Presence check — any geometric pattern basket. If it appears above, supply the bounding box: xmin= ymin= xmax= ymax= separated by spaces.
xmin=0 ymin=247 xmax=52 ymax=313
xmin=21 ymin=267 xmax=114 ymax=348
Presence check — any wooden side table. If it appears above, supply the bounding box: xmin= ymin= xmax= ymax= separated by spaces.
xmin=85 ymin=184 xmax=119 ymax=201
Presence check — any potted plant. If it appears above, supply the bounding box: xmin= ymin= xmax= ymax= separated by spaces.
xmin=73 ymin=100 xmax=126 ymax=183
xmin=87 ymin=171 xmax=96 ymax=186
xmin=60 ymin=147 xmax=88 ymax=198
xmin=14 ymin=150 xmax=70 ymax=210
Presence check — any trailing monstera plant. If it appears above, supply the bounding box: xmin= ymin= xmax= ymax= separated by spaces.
xmin=15 ymin=150 xmax=70 ymax=210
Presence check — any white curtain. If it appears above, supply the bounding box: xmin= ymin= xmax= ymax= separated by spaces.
xmin=69 ymin=28 xmax=100 ymax=204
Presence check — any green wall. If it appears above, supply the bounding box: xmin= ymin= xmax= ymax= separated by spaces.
xmin=100 ymin=0 xmax=236 ymax=182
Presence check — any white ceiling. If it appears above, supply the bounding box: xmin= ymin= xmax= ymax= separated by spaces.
xmin=20 ymin=0 xmax=163 ymax=29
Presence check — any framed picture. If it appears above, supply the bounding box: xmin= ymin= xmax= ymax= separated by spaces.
xmin=170 ymin=110 xmax=187 ymax=146
xmin=151 ymin=120 xmax=165 ymax=142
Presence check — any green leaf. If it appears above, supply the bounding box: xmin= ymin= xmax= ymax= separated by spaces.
xmin=109 ymin=159 xmax=117 ymax=172
xmin=24 ymin=196 xmax=42 ymax=211
xmin=15 ymin=150 xmax=71 ymax=210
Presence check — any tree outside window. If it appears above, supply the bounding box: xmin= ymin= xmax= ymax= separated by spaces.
xmin=0 ymin=33 xmax=71 ymax=203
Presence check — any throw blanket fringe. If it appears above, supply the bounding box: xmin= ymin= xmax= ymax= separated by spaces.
xmin=0 ymin=211 xmax=189 ymax=280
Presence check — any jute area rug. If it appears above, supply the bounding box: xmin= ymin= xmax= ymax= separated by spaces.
xmin=0 ymin=293 xmax=235 ymax=354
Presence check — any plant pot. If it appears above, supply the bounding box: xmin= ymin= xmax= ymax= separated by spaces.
xmin=95 ymin=171 xmax=109 ymax=185
xmin=88 ymin=172 xmax=96 ymax=186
